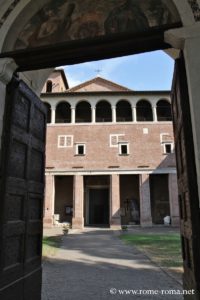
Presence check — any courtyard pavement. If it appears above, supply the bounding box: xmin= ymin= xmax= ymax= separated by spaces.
xmin=42 ymin=227 xmax=183 ymax=300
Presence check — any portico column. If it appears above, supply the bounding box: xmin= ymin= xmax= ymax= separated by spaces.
xmin=153 ymin=106 xmax=157 ymax=122
xmin=110 ymin=174 xmax=121 ymax=228
xmin=168 ymin=174 xmax=179 ymax=226
xmin=92 ymin=106 xmax=96 ymax=123
xmin=0 ymin=58 xmax=18 ymax=152
xmin=72 ymin=175 xmax=84 ymax=229
xmin=44 ymin=174 xmax=55 ymax=226
xmin=112 ymin=105 xmax=116 ymax=123
xmin=132 ymin=106 xmax=137 ymax=122
xmin=71 ymin=106 xmax=75 ymax=123
xmin=51 ymin=105 xmax=56 ymax=124
xmin=139 ymin=174 xmax=152 ymax=226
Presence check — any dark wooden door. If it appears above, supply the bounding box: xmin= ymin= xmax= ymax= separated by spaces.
xmin=150 ymin=174 xmax=170 ymax=224
xmin=171 ymin=55 xmax=200 ymax=298
xmin=0 ymin=76 xmax=46 ymax=299
xmin=89 ymin=189 xmax=109 ymax=225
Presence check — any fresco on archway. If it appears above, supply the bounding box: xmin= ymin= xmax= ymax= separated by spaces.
xmin=14 ymin=0 xmax=181 ymax=50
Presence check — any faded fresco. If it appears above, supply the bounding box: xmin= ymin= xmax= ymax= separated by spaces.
xmin=14 ymin=0 xmax=181 ymax=50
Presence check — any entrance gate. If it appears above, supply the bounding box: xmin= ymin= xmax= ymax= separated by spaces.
xmin=0 ymin=76 xmax=46 ymax=299
xmin=171 ymin=56 xmax=200 ymax=297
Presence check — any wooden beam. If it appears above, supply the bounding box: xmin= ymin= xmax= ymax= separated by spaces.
xmin=0 ymin=24 xmax=181 ymax=71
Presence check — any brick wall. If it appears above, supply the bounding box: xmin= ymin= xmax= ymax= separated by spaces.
xmin=46 ymin=123 xmax=176 ymax=171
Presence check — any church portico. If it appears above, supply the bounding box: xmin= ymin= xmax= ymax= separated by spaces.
xmin=44 ymin=168 xmax=178 ymax=230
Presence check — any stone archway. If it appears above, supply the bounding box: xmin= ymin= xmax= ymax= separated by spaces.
xmin=0 ymin=1 xmax=200 ymax=299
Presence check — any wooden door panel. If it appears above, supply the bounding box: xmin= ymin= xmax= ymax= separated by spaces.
xmin=0 ymin=76 xmax=46 ymax=299
xmin=171 ymin=56 xmax=200 ymax=297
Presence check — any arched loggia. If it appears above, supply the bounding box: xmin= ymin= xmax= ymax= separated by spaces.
xmin=56 ymin=102 xmax=71 ymax=123
xmin=157 ymin=99 xmax=172 ymax=121
xmin=116 ymin=100 xmax=132 ymax=122
xmin=76 ymin=101 xmax=91 ymax=123
xmin=96 ymin=100 xmax=112 ymax=122
xmin=43 ymin=102 xmax=51 ymax=123
xmin=136 ymin=100 xmax=153 ymax=121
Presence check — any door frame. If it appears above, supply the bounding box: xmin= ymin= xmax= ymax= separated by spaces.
xmin=85 ymin=185 xmax=110 ymax=226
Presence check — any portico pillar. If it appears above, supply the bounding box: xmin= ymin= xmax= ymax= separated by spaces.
xmin=110 ymin=174 xmax=121 ymax=228
xmin=0 ymin=58 xmax=18 ymax=152
xmin=72 ymin=175 xmax=84 ymax=229
xmin=153 ymin=106 xmax=157 ymax=122
xmin=44 ymin=174 xmax=55 ymax=226
xmin=168 ymin=174 xmax=180 ymax=226
xmin=71 ymin=106 xmax=75 ymax=123
xmin=132 ymin=106 xmax=137 ymax=122
xmin=112 ymin=105 xmax=116 ymax=123
xmin=51 ymin=105 xmax=56 ymax=124
xmin=139 ymin=174 xmax=152 ymax=226
xmin=92 ymin=106 xmax=96 ymax=123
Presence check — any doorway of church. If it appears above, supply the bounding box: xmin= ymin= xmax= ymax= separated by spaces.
xmin=88 ymin=188 xmax=109 ymax=226
xmin=84 ymin=176 xmax=110 ymax=227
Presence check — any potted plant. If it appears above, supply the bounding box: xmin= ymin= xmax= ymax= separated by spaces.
xmin=121 ymin=225 xmax=128 ymax=231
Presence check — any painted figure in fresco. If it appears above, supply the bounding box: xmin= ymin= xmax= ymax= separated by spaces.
xmin=68 ymin=12 xmax=103 ymax=40
xmin=144 ymin=0 xmax=173 ymax=26
xmin=104 ymin=0 xmax=149 ymax=35
xmin=76 ymin=20 xmax=100 ymax=39
xmin=28 ymin=2 xmax=76 ymax=47
xmin=36 ymin=9 xmax=61 ymax=40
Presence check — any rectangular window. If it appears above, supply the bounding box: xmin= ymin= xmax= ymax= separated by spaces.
xmin=76 ymin=144 xmax=86 ymax=155
xmin=110 ymin=134 xmax=125 ymax=147
xmin=58 ymin=135 xmax=73 ymax=148
xmin=119 ymin=143 xmax=129 ymax=155
xmin=160 ymin=133 xmax=173 ymax=143
xmin=163 ymin=143 xmax=173 ymax=154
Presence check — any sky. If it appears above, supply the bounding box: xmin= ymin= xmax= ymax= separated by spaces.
xmin=61 ymin=50 xmax=175 ymax=91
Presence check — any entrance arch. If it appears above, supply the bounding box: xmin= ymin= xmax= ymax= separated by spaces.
xmin=0 ymin=1 xmax=200 ymax=299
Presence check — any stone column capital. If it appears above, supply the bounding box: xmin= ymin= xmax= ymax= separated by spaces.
xmin=0 ymin=58 xmax=18 ymax=84
xmin=165 ymin=24 xmax=200 ymax=50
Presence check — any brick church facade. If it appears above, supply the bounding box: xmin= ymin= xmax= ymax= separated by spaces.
xmin=41 ymin=70 xmax=179 ymax=229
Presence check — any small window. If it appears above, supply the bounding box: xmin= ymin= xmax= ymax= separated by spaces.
xmin=58 ymin=135 xmax=73 ymax=148
xmin=110 ymin=134 xmax=125 ymax=147
xmin=160 ymin=133 xmax=173 ymax=143
xmin=76 ymin=144 xmax=86 ymax=155
xmin=164 ymin=143 xmax=173 ymax=154
xmin=119 ymin=143 xmax=129 ymax=155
